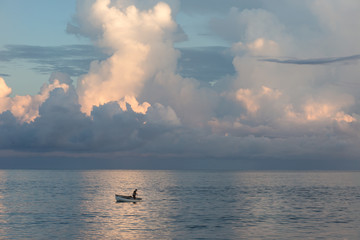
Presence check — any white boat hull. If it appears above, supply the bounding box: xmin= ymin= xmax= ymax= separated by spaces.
xmin=115 ymin=194 xmax=142 ymax=202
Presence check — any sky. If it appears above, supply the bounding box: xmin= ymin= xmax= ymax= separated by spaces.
xmin=1 ymin=0 xmax=360 ymax=170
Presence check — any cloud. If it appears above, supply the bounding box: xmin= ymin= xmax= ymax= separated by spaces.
xmin=235 ymin=86 xmax=281 ymax=114
xmin=260 ymin=55 xmax=360 ymax=65
xmin=73 ymin=0 xmax=183 ymax=115
xmin=205 ymin=3 xmax=360 ymax=161
xmin=0 ymin=77 xmax=12 ymax=98
xmin=1 ymin=0 xmax=360 ymax=169
xmin=0 ymin=73 xmax=71 ymax=123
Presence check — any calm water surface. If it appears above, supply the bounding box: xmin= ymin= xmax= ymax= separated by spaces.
xmin=0 ymin=170 xmax=359 ymax=239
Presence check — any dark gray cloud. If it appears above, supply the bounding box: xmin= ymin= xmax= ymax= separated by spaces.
xmin=0 ymin=73 xmax=10 ymax=77
xmin=0 ymin=44 xmax=108 ymax=76
xmin=260 ymin=54 xmax=360 ymax=65
xmin=1 ymin=78 xmax=360 ymax=170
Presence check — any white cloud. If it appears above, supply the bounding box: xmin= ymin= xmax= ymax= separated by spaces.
xmin=75 ymin=0 xmax=181 ymax=115
xmin=0 ymin=78 xmax=12 ymax=98
xmin=208 ymin=3 xmax=360 ymax=148
xmin=0 ymin=75 xmax=70 ymax=123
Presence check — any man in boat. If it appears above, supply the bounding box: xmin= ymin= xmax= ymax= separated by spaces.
xmin=132 ymin=189 xmax=137 ymax=199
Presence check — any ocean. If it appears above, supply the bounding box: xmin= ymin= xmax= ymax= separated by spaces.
xmin=0 ymin=170 xmax=359 ymax=239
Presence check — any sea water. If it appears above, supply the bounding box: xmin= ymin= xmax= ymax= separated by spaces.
xmin=0 ymin=170 xmax=359 ymax=239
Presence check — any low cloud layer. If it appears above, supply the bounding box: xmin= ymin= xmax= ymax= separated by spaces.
xmin=1 ymin=0 xmax=360 ymax=169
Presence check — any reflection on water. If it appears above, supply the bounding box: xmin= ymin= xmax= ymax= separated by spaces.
xmin=0 ymin=171 xmax=7 ymax=236
xmin=0 ymin=170 xmax=359 ymax=239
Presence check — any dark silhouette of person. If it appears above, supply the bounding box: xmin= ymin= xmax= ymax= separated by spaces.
xmin=132 ymin=189 xmax=137 ymax=199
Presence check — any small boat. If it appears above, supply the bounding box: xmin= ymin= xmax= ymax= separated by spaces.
xmin=115 ymin=194 xmax=142 ymax=202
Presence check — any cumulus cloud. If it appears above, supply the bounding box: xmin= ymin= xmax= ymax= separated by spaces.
xmin=1 ymin=0 xmax=360 ymax=169
xmin=75 ymin=0 xmax=182 ymax=115
xmin=206 ymin=3 xmax=360 ymax=159
xmin=0 ymin=0 xmax=207 ymax=154
xmin=0 ymin=74 xmax=70 ymax=123
xmin=235 ymin=86 xmax=282 ymax=114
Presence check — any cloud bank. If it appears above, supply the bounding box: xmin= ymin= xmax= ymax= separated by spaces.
xmin=1 ymin=0 xmax=360 ymax=169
